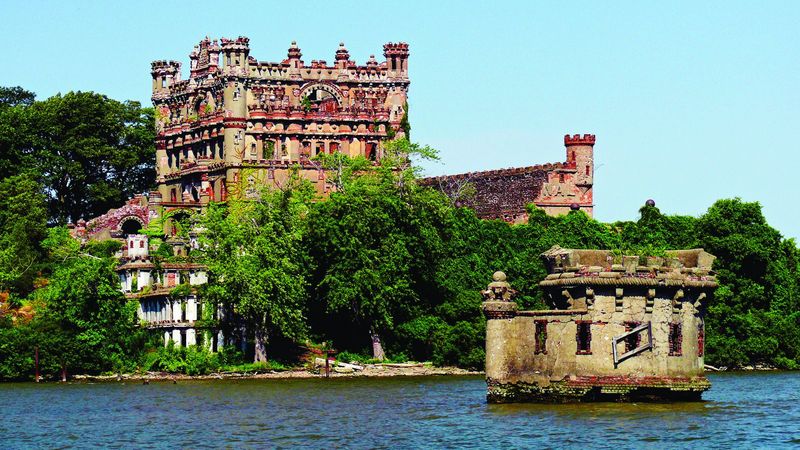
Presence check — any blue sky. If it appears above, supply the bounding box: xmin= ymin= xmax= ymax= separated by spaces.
xmin=3 ymin=1 xmax=799 ymax=239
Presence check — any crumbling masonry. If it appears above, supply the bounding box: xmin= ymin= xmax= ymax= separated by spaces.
xmin=483 ymin=247 xmax=717 ymax=402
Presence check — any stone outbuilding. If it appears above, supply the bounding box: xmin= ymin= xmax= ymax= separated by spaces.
xmin=483 ymin=246 xmax=717 ymax=402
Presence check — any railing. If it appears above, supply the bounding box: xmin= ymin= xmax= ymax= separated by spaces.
xmin=612 ymin=322 xmax=652 ymax=367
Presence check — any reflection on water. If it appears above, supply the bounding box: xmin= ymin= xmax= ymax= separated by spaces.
xmin=0 ymin=372 xmax=798 ymax=449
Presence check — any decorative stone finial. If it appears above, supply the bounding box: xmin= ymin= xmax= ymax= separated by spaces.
xmin=570 ymin=203 xmax=580 ymax=211
xmin=646 ymin=199 xmax=656 ymax=207
xmin=482 ymin=271 xmax=517 ymax=302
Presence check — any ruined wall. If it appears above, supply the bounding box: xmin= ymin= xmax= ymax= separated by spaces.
xmin=482 ymin=247 xmax=717 ymax=403
xmin=421 ymin=134 xmax=595 ymax=222
xmin=422 ymin=166 xmax=550 ymax=222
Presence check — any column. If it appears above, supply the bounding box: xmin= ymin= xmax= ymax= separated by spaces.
xmin=173 ymin=300 xmax=181 ymax=322
xmin=164 ymin=331 xmax=171 ymax=347
xmin=172 ymin=329 xmax=182 ymax=347
xmin=187 ymin=297 xmax=197 ymax=322
xmin=186 ymin=329 xmax=196 ymax=347
xmin=218 ymin=329 xmax=225 ymax=348
xmin=205 ymin=331 xmax=214 ymax=352
xmin=256 ymin=135 xmax=264 ymax=161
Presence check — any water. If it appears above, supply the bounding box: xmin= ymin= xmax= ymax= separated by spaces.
xmin=1 ymin=372 xmax=798 ymax=449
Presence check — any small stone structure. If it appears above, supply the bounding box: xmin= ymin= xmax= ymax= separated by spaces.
xmin=482 ymin=246 xmax=717 ymax=402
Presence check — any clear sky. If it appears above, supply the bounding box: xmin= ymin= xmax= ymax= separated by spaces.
xmin=3 ymin=1 xmax=799 ymax=239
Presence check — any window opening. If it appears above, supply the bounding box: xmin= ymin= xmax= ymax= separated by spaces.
xmin=624 ymin=321 xmax=642 ymax=353
xmin=698 ymin=323 xmax=705 ymax=357
xmin=576 ymin=321 xmax=592 ymax=354
xmin=534 ymin=320 xmax=548 ymax=354
xmin=669 ymin=323 xmax=682 ymax=356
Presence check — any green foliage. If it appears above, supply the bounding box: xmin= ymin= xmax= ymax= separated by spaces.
xmin=300 ymin=95 xmax=312 ymax=112
xmin=0 ymin=174 xmax=48 ymax=295
xmin=399 ymin=101 xmax=411 ymax=139
xmin=169 ymin=283 xmax=191 ymax=298
xmin=0 ymin=90 xmax=798 ymax=376
xmin=200 ymin=176 xmax=314 ymax=362
xmin=0 ymin=88 xmax=155 ymax=223
xmin=0 ymin=86 xmax=35 ymax=108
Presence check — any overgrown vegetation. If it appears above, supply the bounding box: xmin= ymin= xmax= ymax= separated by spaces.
xmin=0 ymin=85 xmax=798 ymax=380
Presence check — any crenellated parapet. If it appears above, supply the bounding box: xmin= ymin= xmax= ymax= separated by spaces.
xmin=147 ymin=36 xmax=410 ymax=217
xmin=483 ymin=246 xmax=717 ymax=403
xmin=564 ymin=133 xmax=596 ymax=146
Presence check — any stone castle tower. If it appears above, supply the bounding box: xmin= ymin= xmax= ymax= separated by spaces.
xmin=150 ymin=36 xmax=410 ymax=212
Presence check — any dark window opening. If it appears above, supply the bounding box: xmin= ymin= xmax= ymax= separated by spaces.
xmin=180 ymin=330 xmax=186 ymax=347
xmin=121 ymin=219 xmax=142 ymax=235
xmin=535 ymin=320 xmax=548 ymax=355
xmin=669 ymin=323 xmax=682 ymax=356
xmin=698 ymin=323 xmax=705 ymax=357
xmin=576 ymin=321 xmax=592 ymax=355
xmin=585 ymin=165 xmax=590 ymax=176
xmin=624 ymin=321 xmax=642 ymax=353
xmin=559 ymin=173 xmax=565 ymax=183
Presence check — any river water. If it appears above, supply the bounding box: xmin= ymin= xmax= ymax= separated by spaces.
xmin=1 ymin=372 xmax=798 ymax=449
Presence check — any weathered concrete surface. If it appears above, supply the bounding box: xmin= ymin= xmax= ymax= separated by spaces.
xmin=483 ymin=248 xmax=718 ymax=403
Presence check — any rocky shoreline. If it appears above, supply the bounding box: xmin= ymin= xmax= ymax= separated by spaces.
xmin=70 ymin=363 xmax=482 ymax=383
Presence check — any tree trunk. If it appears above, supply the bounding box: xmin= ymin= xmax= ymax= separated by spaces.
xmin=370 ymin=329 xmax=386 ymax=361
xmin=254 ymin=326 xmax=268 ymax=363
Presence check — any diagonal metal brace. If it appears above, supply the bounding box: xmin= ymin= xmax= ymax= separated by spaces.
xmin=612 ymin=322 xmax=653 ymax=367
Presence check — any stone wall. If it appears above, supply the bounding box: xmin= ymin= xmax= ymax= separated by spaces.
xmin=421 ymin=134 xmax=595 ymax=222
xmin=482 ymin=247 xmax=717 ymax=403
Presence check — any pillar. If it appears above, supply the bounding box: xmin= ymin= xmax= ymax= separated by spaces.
xmin=205 ymin=331 xmax=214 ymax=352
xmin=187 ymin=297 xmax=197 ymax=321
xmin=164 ymin=331 xmax=171 ymax=347
xmin=173 ymin=300 xmax=182 ymax=322
xmin=186 ymin=329 xmax=197 ymax=347
xmin=172 ymin=329 xmax=182 ymax=347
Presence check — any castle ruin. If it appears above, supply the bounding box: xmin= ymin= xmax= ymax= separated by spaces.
xmin=482 ymin=247 xmax=717 ymax=402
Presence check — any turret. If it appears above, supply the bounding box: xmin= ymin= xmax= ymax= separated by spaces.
xmin=383 ymin=42 xmax=410 ymax=77
xmin=286 ymin=40 xmax=303 ymax=70
xmin=564 ymin=134 xmax=595 ymax=186
xmin=189 ymin=37 xmax=221 ymax=78
xmin=151 ymin=60 xmax=182 ymax=95
xmin=334 ymin=42 xmax=351 ymax=69
xmin=220 ymin=36 xmax=250 ymax=70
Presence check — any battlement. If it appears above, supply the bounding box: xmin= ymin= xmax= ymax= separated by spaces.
xmin=564 ymin=133 xmax=596 ymax=146
xmin=383 ymin=42 xmax=410 ymax=57
xmin=220 ymin=36 xmax=250 ymax=49
xmin=151 ymin=60 xmax=181 ymax=74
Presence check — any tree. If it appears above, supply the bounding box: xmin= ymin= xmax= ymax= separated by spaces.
xmin=34 ymin=227 xmax=142 ymax=376
xmin=306 ymin=139 xmax=446 ymax=359
xmin=0 ymin=174 xmax=48 ymax=295
xmin=0 ymin=86 xmax=35 ymax=108
xmin=0 ymin=90 xmax=155 ymax=224
xmin=201 ymin=178 xmax=312 ymax=362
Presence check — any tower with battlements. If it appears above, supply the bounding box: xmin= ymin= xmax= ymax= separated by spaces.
xmin=150 ymin=36 xmax=410 ymax=217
